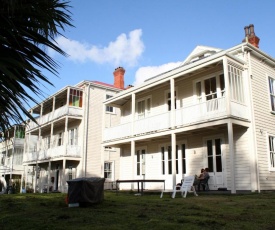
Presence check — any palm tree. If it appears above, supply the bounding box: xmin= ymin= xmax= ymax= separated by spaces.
xmin=0 ymin=0 xmax=73 ymax=138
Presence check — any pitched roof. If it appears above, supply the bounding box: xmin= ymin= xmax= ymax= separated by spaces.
xmin=181 ymin=45 xmax=222 ymax=66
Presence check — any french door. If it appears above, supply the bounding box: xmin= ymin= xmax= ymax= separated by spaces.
xmin=206 ymin=138 xmax=224 ymax=190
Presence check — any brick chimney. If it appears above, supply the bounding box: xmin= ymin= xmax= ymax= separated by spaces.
xmin=113 ymin=67 xmax=125 ymax=89
xmin=243 ymin=24 xmax=260 ymax=48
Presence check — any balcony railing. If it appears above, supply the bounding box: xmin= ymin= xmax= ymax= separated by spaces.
xmin=23 ymin=145 xmax=81 ymax=163
xmin=103 ymin=97 xmax=249 ymax=142
xmin=27 ymin=106 xmax=83 ymax=130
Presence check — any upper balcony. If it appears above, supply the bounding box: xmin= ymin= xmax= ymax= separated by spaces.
xmin=23 ymin=144 xmax=81 ymax=163
xmin=103 ymin=97 xmax=249 ymax=142
xmin=103 ymin=54 xmax=250 ymax=143
xmin=26 ymin=86 xmax=83 ymax=131
xmin=27 ymin=106 xmax=83 ymax=130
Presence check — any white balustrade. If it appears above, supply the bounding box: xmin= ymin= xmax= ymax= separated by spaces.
xmin=104 ymin=122 xmax=132 ymax=141
xmin=23 ymin=145 xmax=81 ymax=163
xmin=134 ymin=112 xmax=170 ymax=135
xmin=26 ymin=106 xmax=83 ymax=131
xmin=175 ymin=97 xmax=227 ymax=126
xmin=103 ymin=97 xmax=249 ymax=142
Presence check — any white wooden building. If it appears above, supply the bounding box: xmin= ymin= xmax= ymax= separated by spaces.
xmin=103 ymin=25 xmax=275 ymax=193
xmin=23 ymin=69 xmax=124 ymax=193
xmin=0 ymin=125 xmax=25 ymax=192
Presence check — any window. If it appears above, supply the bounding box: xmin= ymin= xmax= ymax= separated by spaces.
xmin=176 ymin=145 xmax=179 ymax=174
xmin=44 ymin=136 xmax=51 ymax=149
xmin=68 ymin=166 xmax=73 ymax=180
xmin=168 ymin=146 xmax=172 ymax=174
xmin=69 ymin=128 xmax=78 ymax=145
xmin=182 ymin=144 xmax=186 ymax=174
xmin=69 ymin=89 xmax=83 ymax=107
xmin=106 ymin=95 xmax=114 ymax=113
xmin=104 ymin=162 xmax=113 ymax=179
xmin=195 ymin=73 xmax=226 ymax=112
xmin=167 ymin=91 xmax=177 ymax=111
xmin=161 ymin=147 xmax=165 ymax=175
xmin=137 ymin=97 xmax=151 ymax=119
xmin=268 ymin=136 xmax=275 ymax=170
xmin=161 ymin=145 xmax=181 ymax=175
xmin=205 ymin=77 xmax=217 ymax=101
xmin=15 ymin=126 xmax=25 ymax=139
xmin=269 ymin=77 xmax=275 ymax=112
xmin=207 ymin=140 xmax=213 ymax=172
xmin=207 ymin=138 xmax=222 ymax=173
xmin=57 ymin=133 xmax=63 ymax=146
xmin=195 ymin=73 xmax=226 ymax=102
xmin=220 ymin=74 xmax=225 ymax=97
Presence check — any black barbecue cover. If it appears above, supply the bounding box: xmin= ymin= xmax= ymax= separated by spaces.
xmin=67 ymin=177 xmax=105 ymax=204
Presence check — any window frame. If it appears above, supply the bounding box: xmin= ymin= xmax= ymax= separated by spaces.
xmin=57 ymin=132 xmax=63 ymax=146
xmin=69 ymin=89 xmax=83 ymax=108
xmin=69 ymin=127 xmax=78 ymax=146
xmin=193 ymin=71 xmax=224 ymax=103
xmin=106 ymin=94 xmax=115 ymax=114
xmin=268 ymin=134 xmax=275 ymax=171
xmin=136 ymin=96 xmax=152 ymax=119
xmin=165 ymin=88 xmax=179 ymax=111
xmin=268 ymin=76 xmax=275 ymax=113
xmin=160 ymin=142 xmax=187 ymax=175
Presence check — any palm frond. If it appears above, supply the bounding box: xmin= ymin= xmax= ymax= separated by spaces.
xmin=0 ymin=0 xmax=74 ymax=137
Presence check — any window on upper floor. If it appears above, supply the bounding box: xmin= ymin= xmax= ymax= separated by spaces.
xmin=167 ymin=91 xmax=177 ymax=111
xmin=44 ymin=136 xmax=51 ymax=149
xmin=137 ymin=97 xmax=151 ymax=119
xmin=15 ymin=126 xmax=25 ymax=139
xmin=268 ymin=77 xmax=275 ymax=112
xmin=195 ymin=74 xmax=225 ymax=103
xmin=69 ymin=89 xmax=83 ymax=107
xmin=69 ymin=128 xmax=78 ymax=145
xmin=106 ymin=95 xmax=115 ymax=113
xmin=268 ymin=135 xmax=275 ymax=171
xmin=57 ymin=132 xmax=63 ymax=146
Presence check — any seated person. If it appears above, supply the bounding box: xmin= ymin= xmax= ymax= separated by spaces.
xmin=194 ymin=168 xmax=204 ymax=186
xmin=198 ymin=168 xmax=210 ymax=191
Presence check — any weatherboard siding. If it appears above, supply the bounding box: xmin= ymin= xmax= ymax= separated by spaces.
xmin=250 ymin=55 xmax=275 ymax=190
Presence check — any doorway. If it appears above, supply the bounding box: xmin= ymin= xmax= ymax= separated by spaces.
xmin=205 ymin=138 xmax=225 ymax=190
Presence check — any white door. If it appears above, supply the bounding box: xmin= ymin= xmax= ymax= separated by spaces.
xmin=206 ymin=138 xmax=224 ymax=190
xmin=136 ymin=149 xmax=146 ymax=179
xmin=136 ymin=149 xmax=146 ymax=190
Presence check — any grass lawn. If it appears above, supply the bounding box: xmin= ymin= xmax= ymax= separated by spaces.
xmin=0 ymin=191 xmax=275 ymax=230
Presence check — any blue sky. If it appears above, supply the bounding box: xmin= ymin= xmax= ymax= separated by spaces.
xmin=38 ymin=0 xmax=275 ymax=103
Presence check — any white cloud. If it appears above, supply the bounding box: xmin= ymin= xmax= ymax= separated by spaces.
xmin=133 ymin=62 xmax=182 ymax=86
xmin=52 ymin=29 xmax=144 ymax=66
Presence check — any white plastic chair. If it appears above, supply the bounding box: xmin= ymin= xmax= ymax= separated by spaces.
xmin=171 ymin=175 xmax=198 ymax=198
